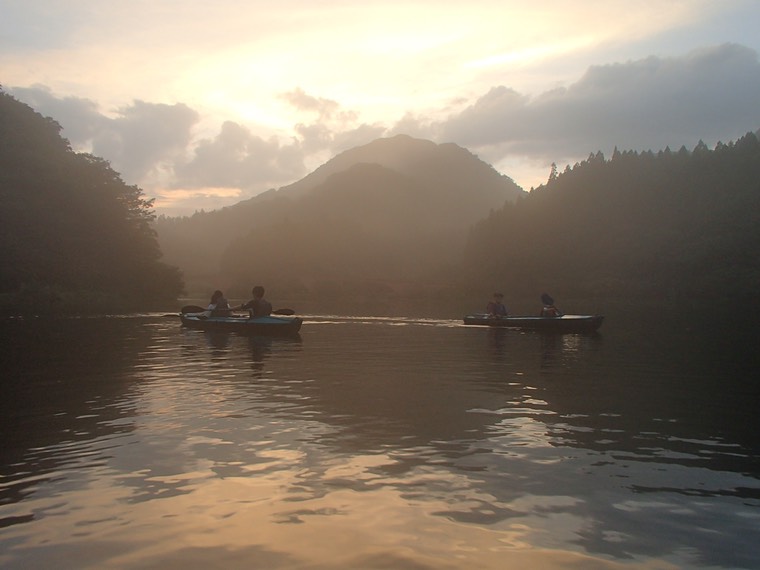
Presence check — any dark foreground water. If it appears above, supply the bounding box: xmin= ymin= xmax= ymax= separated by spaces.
xmin=1 ymin=312 xmax=759 ymax=569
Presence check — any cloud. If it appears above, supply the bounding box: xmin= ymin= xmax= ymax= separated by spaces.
xmin=294 ymin=122 xmax=334 ymax=154
xmin=389 ymin=112 xmax=436 ymax=140
xmin=440 ymin=43 xmax=760 ymax=162
xmin=8 ymin=85 xmax=106 ymax=146
xmin=7 ymin=86 xmax=198 ymax=184
xmin=9 ymin=43 xmax=760 ymax=213
xmin=92 ymin=100 xmax=199 ymax=183
xmin=331 ymin=123 xmax=388 ymax=154
xmin=280 ymin=88 xmax=341 ymax=120
xmin=172 ymin=88 xmax=385 ymax=196
xmin=8 ymin=83 xmax=382 ymax=207
xmin=173 ymin=121 xmax=307 ymax=191
xmin=284 ymin=87 xmax=378 ymax=154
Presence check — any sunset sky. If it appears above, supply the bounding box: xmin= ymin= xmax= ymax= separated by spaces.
xmin=3 ymin=0 xmax=760 ymax=215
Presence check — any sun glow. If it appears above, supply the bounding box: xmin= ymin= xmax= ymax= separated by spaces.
xmin=2 ymin=0 xmax=747 ymax=217
xmin=466 ymin=36 xmax=598 ymax=69
xmin=153 ymin=186 xmax=243 ymax=213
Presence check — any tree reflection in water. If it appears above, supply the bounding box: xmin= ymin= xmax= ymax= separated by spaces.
xmin=0 ymin=314 xmax=758 ymax=569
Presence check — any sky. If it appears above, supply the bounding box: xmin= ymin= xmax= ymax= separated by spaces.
xmin=2 ymin=0 xmax=760 ymax=216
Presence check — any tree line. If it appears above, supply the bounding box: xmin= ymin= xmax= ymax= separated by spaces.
xmin=0 ymin=90 xmax=183 ymax=314
xmin=4 ymin=85 xmax=758 ymax=317
xmin=462 ymin=133 xmax=760 ymax=310
xmin=155 ymin=136 xmax=523 ymax=304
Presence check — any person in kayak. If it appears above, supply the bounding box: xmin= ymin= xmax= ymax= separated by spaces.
xmin=207 ymin=290 xmax=232 ymax=317
xmin=486 ymin=293 xmax=508 ymax=318
xmin=540 ymin=293 xmax=563 ymax=317
xmin=233 ymin=285 xmax=273 ymax=318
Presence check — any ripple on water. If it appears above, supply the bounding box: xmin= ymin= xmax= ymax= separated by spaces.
xmin=1 ymin=314 xmax=759 ymax=569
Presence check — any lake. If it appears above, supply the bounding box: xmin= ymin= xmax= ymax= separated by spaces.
xmin=1 ymin=310 xmax=759 ymax=569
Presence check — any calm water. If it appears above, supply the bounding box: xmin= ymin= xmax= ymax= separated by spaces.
xmin=1 ymin=312 xmax=759 ymax=569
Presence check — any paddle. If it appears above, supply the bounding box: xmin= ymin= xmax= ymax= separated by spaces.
xmin=272 ymin=308 xmax=295 ymax=315
xmin=180 ymin=305 xmax=295 ymax=316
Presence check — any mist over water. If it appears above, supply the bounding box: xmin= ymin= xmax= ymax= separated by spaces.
xmin=1 ymin=313 xmax=758 ymax=569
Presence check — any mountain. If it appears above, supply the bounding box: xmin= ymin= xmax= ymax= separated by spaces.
xmin=276 ymin=134 xmax=519 ymax=203
xmin=156 ymin=135 xmax=525 ymax=297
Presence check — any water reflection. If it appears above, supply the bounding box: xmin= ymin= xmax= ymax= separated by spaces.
xmin=204 ymin=329 xmax=232 ymax=352
xmin=482 ymin=327 xmax=604 ymax=371
xmin=0 ymin=318 xmax=151 ymax=517
xmin=0 ymin=315 xmax=758 ymax=569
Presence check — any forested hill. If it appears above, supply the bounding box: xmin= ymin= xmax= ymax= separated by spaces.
xmin=156 ymin=135 xmax=524 ymax=296
xmin=463 ymin=134 xmax=760 ymax=308
xmin=0 ymin=90 xmax=183 ymax=314
xmin=274 ymin=134 xmax=522 ymax=207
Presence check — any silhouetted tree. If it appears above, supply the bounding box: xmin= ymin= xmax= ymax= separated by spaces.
xmin=0 ymin=90 xmax=183 ymax=313
xmin=463 ymin=133 xmax=760 ymax=309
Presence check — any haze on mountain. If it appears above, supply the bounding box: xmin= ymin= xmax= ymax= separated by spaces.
xmin=157 ymin=128 xmax=760 ymax=318
xmin=4 ymin=86 xmax=758 ymax=319
xmin=155 ymin=135 xmax=525 ymax=301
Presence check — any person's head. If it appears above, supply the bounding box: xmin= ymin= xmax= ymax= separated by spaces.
xmin=541 ymin=293 xmax=554 ymax=306
xmin=211 ymin=290 xmax=223 ymax=302
xmin=252 ymin=285 xmax=265 ymax=299
xmin=493 ymin=292 xmax=504 ymax=301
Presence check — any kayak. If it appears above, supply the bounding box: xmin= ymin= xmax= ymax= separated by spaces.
xmin=463 ymin=314 xmax=603 ymax=333
xmin=180 ymin=313 xmax=303 ymax=336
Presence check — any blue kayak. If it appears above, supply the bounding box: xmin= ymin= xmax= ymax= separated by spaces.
xmin=464 ymin=314 xmax=603 ymax=333
xmin=180 ymin=313 xmax=302 ymax=336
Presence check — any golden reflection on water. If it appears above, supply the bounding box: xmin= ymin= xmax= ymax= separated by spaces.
xmin=1 ymin=315 xmax=758 ymax=569
xmin=2 ymin=451 xmax=677 ymax=570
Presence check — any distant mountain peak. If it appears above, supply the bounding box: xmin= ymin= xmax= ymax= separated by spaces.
xmin=273 ymin=134 xmax=523 ymax=201
xmin=155 ymin=135 xmax=526 ymax=286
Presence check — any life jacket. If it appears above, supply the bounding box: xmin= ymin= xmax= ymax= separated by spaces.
xmin=209 ymin=299 xmax=232 ymax=317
